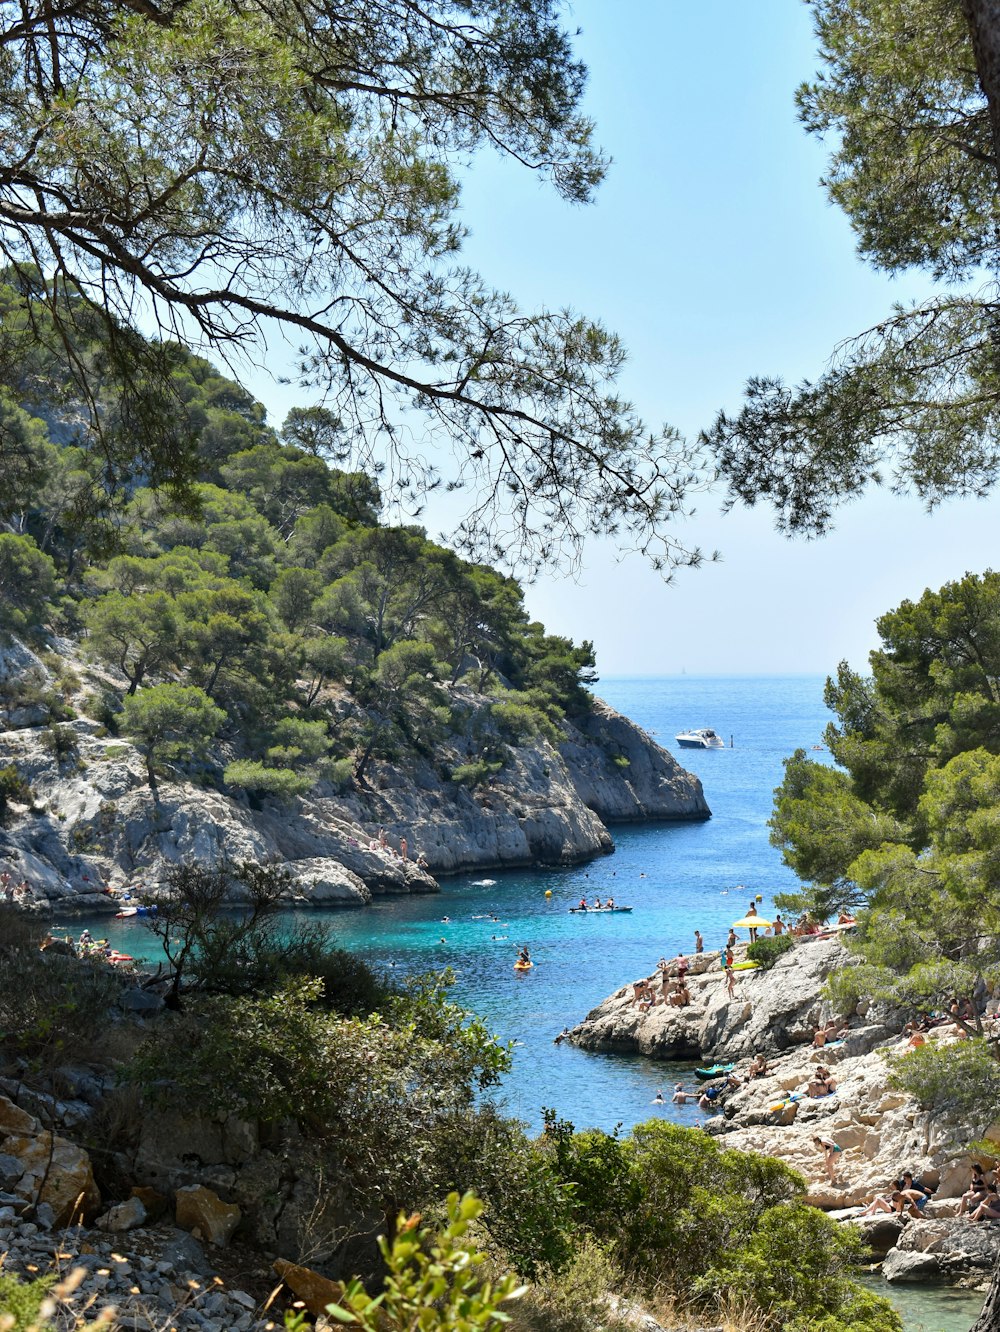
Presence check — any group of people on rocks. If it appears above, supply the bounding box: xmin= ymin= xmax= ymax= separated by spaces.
xmin=367 ymin=826 xmax=428 ymax=869
xmin=0 ymin=870 xmax=32 ymax=904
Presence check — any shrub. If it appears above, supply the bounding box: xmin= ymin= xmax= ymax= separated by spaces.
xmin=537 ymin=1116 xmax=897 ymax=1331
xmin=223 ymin=759 xmax=312 ymax=798
xmin=82 ymin=689 xmax=122 ymax=731
xmin=0 ymin=763 xmax=33 ymax=824
xmin=746 ymin=935 xmax=795 ymax=970
xmin=40 ymin=723 xmax=78 ymax=761
xmin=450 ymin=760 xmax=504 ymax=788
xmin=0 ymin=933 xmax=123 ymax=1070
xmin=0 ymin=1269 xmax=55 ymax=1331
xmin=319 ymin=755 xmax=355 ymax=791
xmin=886 ymin=1039 xmax=1000 ymax=1149
xmin=291 ymin=1192 xmax=524 ymax=1332
xmin=506 ymin=1237 xmax=629 ymax=1332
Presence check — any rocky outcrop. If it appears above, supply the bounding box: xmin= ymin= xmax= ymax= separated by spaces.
xmin=0 ymin=1091 xmax=102 ymax=1227
xmin=571 ymin=935 xmax=858 ymax=1061
xmin=571 ymin=934 xmax=1000 ymax=1289
xmin=0 ymin=640 xmax=708 ymax=911
xmin=883 ymin=1219 xmax=1000 ymax=1284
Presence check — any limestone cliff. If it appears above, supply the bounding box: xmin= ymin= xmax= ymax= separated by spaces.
xmin=0 ymin=641 xmax=708 ymax=911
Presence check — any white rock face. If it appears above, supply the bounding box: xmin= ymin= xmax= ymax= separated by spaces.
xmin=0 ymin=644 xmax=708 ymax=909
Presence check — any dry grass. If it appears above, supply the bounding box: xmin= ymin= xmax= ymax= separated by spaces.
xmin=637 ymin=1285 xmax=773 ymax=1332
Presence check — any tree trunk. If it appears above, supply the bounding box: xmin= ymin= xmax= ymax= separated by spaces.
xmin=354 ymin=723 xmax=382 ymax=784
xmin=962 ymin=0 xmax=1000 ymax=191
xmin=972 ymin=1261 xmax=1000 ymax=1330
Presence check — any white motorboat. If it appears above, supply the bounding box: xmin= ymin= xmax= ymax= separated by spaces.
xmin=675 ymin=727 xmax=725 ymax=749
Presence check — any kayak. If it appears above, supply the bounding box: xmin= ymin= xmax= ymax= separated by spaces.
xmin=513 ymin=961 xmax=534 ymax=972
xmin=732 ymin=961 xmax=759 ymax=971
xmin=115 ymin=907 xmax=138 ymax=918
xmin=568 ymin=906 xmax=633 ymax=913
xmin=695 ymin=1062 xmax=735 ymax=1081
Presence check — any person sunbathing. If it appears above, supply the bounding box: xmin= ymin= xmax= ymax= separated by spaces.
xmin=860 ymin=1193 xmax=896 ymax=1216
xmin=812 ymin=1019 xmax=844 ymax=1048
xmin=747 ymin=1053 xmax=770 ymax=1078
xmin=807 ymin=1066 xmax=837 ymax=1097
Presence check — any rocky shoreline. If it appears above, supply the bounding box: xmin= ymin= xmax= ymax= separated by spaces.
xmin=0 ymin=640 xmax=709 ymax=914
xmin=570 ymin=936 xmax=1000 ymax=1291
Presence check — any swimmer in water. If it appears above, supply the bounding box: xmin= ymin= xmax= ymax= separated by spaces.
xmin=651 ymin=1089 xmax=665 ymax=1105
xmin=441 ymin=916 xmax=450 ymax=923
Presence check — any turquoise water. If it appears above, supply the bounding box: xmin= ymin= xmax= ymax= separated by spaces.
xmin=58 ymin=675 xmax=831 ymax=1133
xmin=859 ymin=1276 xmax=984 ymax=1331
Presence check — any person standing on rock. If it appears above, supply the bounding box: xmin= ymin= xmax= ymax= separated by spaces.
xmin=814 ymin=1135 xmax=842 ymax=1184
xmin=694 ymin=929 xmax=703 ymax=953
xmin=725 ymin=963 xmax=736 ymax=999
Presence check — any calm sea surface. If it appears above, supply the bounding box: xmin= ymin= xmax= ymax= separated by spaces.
xmin=57 ymin=675 xmax=986 ymax=1329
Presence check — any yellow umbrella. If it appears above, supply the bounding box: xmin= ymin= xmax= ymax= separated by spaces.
xmin=732 ymin=916 xmax=773 ymax=929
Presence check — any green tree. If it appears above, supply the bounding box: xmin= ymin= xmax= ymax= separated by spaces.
xmin=121 ymin=683 xmax=224 ymax=795
xmin=352 ymin=640 xmax=448 ymax=782
xmin=887 ymin=1039 xmax=1000 ymax=1150
xmin=83 ymin=589 xmax=178 ymax=694
xmin=0 ymin=3 xmax=706 ymax=572
xmin=281 ymin=405 xmax=347 ymax=461
xmin=0 ymin=533 xmax=59 ymax=637
xmin=704 ymin=0 xmax=1000 ymax=539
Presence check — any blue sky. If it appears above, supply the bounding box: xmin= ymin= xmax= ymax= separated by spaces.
xmin=247 ymin=1 xmax=1000 ymax=678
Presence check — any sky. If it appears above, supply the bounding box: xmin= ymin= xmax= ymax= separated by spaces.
xmin=246 ymin=1 xmax=1000 ymax=679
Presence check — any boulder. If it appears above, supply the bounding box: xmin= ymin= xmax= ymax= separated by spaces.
xmin=851 ymin=1214 xmax=906 ymax=1257
xmin=0 ymin=1151 xmax=25 ymax=1189
xmin=175 ymin=1184 xmax=241 ymax=1247
xmin=273 ymin=1258 xmax=345 ymax=1318
xmin=0 ymin=1095 xmax=38 ymax=1136
xmin=96 ymin=1195 xmax=147 ymax=1232
xmin=4 ymin=1130 xmax=101 ymax=1225
xmin=281 ymin=857 xmax=371 ymax=906
xmin=883 ymin=1249 xmax=944 ymax=1282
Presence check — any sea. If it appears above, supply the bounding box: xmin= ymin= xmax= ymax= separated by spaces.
xmin=54 ymin=675 xmax=986 ymax=1330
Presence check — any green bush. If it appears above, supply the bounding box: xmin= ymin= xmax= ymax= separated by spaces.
xmin=224 ymin=759 xmax=312 ymax=798
xmin=538 ymin=1116 xmax=899 ymax=1332
xmin=130 ymin=973 xmax=512 ymax=1229
xmin=506 ymin=1237 xmax=629 ymax=1332
xmin=287 ymin=1192 xmax=524 ymax=1332
xmin=0 ymin=1269 xmax=55 ymax=1331
xmin=40 ymin=723 xmax=78 ymax=761
xmin=0 ymin=929 xmax=123 ymax=1069
xmin=746 ymin=934 xmax=795 ymax=970
xmin=449 ymin=760 xmax=504 ymax=788
xmin=0 ymin=762 xmax=33 ymax=824
xmin=319 ymin=755 xmax=355 ymax=791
